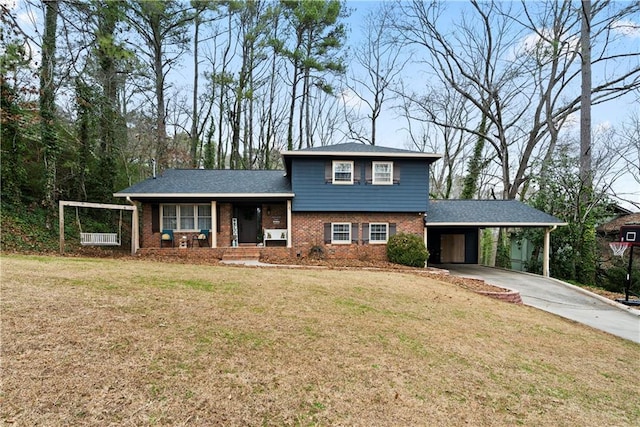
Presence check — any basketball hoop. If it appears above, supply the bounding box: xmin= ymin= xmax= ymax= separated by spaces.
xmin=609 ymin=241 xmax=630 ymax=257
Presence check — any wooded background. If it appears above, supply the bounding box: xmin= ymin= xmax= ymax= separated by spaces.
xmin=1 ymin=0 xmax=639 ymax=285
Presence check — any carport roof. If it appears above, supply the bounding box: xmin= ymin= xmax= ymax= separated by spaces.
xmin=426 ymin=199 xmax=566 ymax=227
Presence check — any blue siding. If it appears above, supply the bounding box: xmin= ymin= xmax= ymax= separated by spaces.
xmin=291 ymin=158 xmax=430 ymax=212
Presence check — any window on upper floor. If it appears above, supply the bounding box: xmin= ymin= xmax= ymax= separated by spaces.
xmin=161 ymin=204 xmax=212 ymax=231
xmin=332 ymin=160 xmax=354 ymax=184
xmin=372 ymin=161 xmax=393 ymax=185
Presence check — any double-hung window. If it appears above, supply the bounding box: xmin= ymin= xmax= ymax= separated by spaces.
xmin=332 ymin=161 xmax=354 ymax=184
xmin=331 ymin=223 xmax=351 ymax=244
xmin=372 ymin=161 xmax=393 ymax=185
xmin=369 ymin=223 xmax=388 ymax=243
xmin=197 ymin=205 xmax=212 ymax=230
xmin=180 ymin=205 xmax=195 ymax=230
xmin=162 ymin=204 xmax=211 ymax=231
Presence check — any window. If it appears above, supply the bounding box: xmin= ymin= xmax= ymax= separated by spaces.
xmin=331 ymin=223 xmax=351 ymax=244
xmin=372 ymin=161 xmax=393 ymax=185
xmin=162 ymin=205 xmax=177 ymax=230
xmin=198 ymin=205 xmax=212 ymax=230
xmin=180 ymin=205 xmax=195 ymax=230
xmin=161 ymin=204 xmax=212 ymax=231
xmin=369 ymin=223 xmax=388 ymax=243
xmin=332 ymin=161 xmax=354 ymax=184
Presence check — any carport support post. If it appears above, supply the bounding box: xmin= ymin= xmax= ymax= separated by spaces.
xmin=543 ymin=227 xmax=551 ymax=277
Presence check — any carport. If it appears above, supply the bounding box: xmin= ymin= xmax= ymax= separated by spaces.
xmin=425 ymin=200 xmax=567 ymax=277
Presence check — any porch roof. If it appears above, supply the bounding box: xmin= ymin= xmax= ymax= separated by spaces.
xmin=114 ymin=169 xmax=293 ymax=199
xmin=426 ymin=199 xmax=567 ymax=227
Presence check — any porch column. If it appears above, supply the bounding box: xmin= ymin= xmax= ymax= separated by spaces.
xmin=286 ymin=200 xmax=292 ymax=248
xmin=543 ymin=226 xmax=551 ymax=277
xmin=211 ymin=201 xmax=217 ymax=248
xmin=131 ymin=204 xmax=139 ymax=255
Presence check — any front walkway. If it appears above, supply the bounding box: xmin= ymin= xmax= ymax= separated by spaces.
xmin=443 ymin=264 xmax=640 ymax=344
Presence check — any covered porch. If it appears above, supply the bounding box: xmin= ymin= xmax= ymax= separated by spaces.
xmin=139 ymin=199 xmax=293 ymax=250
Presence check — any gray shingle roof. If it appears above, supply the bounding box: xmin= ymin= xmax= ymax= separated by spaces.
xmin=298 ymin=142 xmax=423 ymax=154
xmin=282 ymin=142 xmax=441 ymax=158
xmin=114 ymin=169 xmax=292 ymax=198
xmin=426 ymin=200 xmax=566 ymax=226
xmin=281 ymin=143 xmax=442 ymax=175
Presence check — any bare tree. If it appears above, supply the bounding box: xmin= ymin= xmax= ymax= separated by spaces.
xmin=579 ymin=0 xmax=592 ymax=201
xmin=280 ymin=0 xmax=347 ymax=150
xmin=613 ymin=112 xmax=640 ymax=209
xmin=395 ymin=0 xmax=640 ymax=200
xmin=344 ymin=3 xmax=408 ymax=145
xmin=126 ymin=0 xmax=192 ymax=171
xmin=397 ymin=82 xmax=473 ymax=199
xmin=188 ymin=1 xmax=220 ymax=168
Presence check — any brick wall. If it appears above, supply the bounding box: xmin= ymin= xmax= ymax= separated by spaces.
xmin=140 ymin=204 xmax=155 ymax=248
xmin=291 ymin=212 xmax=424 ymax=261
xmin=217 ymin=203 xmax=232 ymax=247
xmin=262 ymin=202 xmax=287 ymax=230
xmin=141 ymin=202 xmax=235 ymax=249
xmin=139 ymin=202 xmax=424 ymax=262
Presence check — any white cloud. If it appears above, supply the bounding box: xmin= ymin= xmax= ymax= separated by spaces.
xmin=595 ymin=121 xmax=612 ymax=134
xmin=511 ymin=29 xmax=579 ymax=62
xmin=611 ymin=19 xmax=640 ymax=39
xmin=340 ymin=89 xmax=363 ymax=110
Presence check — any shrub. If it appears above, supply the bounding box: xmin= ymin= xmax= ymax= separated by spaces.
xmin=387 ymin=232 xmax=429 ymax=268
xmin=601 ymin=265 xmax=640 ymax=294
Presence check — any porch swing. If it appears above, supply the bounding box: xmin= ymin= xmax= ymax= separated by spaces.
xmin=76 ymin=207 xmax=122 ymax=246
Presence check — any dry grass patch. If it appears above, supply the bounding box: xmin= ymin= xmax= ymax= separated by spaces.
xmin=2 ymin=255 xmax=639 ymax=426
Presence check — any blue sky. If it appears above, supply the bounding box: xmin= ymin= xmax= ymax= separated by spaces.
xmin=3 ymin=0 xmax=638 ymax=209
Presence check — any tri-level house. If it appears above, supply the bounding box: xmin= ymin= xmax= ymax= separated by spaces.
xmin=115 ymin=143 xmax=564 ymax=274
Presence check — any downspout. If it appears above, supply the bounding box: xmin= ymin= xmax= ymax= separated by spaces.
xmin=543 ymin=225 xmax=557 ymax=277
xmin=126 ymin=196 xmax=139 ymax=255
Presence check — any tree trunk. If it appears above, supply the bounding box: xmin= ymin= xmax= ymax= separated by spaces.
xmin=461 ymin=111 xmax=488 ymax=199
xmin=40 ymin=0 xmax=59 ymax=228
xmin=190 ymin=14 xmax=200 ymax=168
xmin=580 ymin=0 xmax=592 ymax=200
xmin=96 ymin=1 xmax=119 ymax=202
xmin=154 ymin=33 xmax=168 ymax=170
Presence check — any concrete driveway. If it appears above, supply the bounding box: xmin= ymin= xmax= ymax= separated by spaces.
xmin=443 ymin=264 xmax=640 ymax=344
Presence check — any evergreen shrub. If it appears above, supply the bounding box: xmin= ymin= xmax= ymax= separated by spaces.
xmin=387 ymin=233 xmax=429 ymax=268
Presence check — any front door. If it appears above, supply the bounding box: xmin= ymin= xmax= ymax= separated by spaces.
xmin=236 ymin=205 xmax=259 ymax=244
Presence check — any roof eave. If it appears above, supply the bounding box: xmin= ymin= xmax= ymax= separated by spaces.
xmin=281 ymin=150 xmax=442 ymax=160
xmin=425 ymin=222 xmax=568 ymax=227
xmin=114 ymin=192 xmax=295 ymax=198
